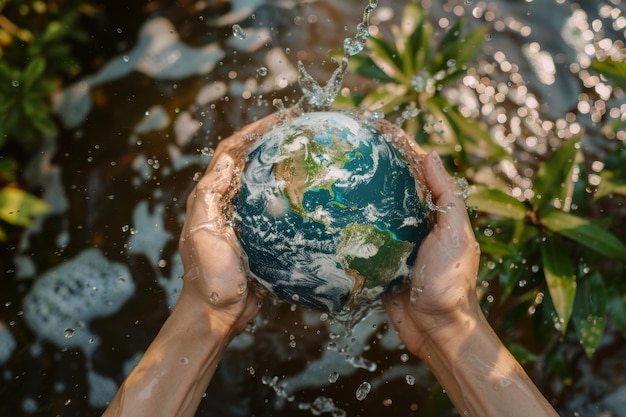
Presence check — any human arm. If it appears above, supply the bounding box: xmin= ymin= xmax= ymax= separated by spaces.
xmin=102 ymin=115 xmax=277 ymax=417
xmin=384 ymin=151 xmax=559 ymax=417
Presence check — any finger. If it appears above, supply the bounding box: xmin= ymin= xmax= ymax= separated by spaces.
xmin=197 ymin=153 xmax=235 ymax=220
xmin=183 ymin=153 xmax=235 ymax=237
xmin=206 ymin=113 xmax=280 ymax=173
xmin=423 ymin=151 xmax=471 ymax=235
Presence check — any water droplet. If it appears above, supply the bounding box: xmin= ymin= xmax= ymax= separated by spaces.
xmin=64 ymin=399 xmax=71 ymax=406
xmin=410 ymin=286 xmax=424 ymax=302
xmin=64 ymin=328 xmax=75 ymax=338
xmin=256 ymin=67 xmax=268 ymax=76
xmin=11 ymin=80 xmax=19 ymax=87
xmin=343 ymin=37 xmax=365 ymax=56
xmin=355 ymin=381 xmax=371 ymax=400
xmin=122 ymin=55 xmax=129 ymax=63
xmin=328 ymin=371 xmax=339 ymax=383
xmin=406 ymin=375 xmax=416 ymax=385
xmin=232 ymin=24 xmax=246 ymax=39
xmin=201 ymin=147 xmax=215 ymax=159
xmin=209 ymin=292 xmax=220 ymax=304
xmin=400 ymin=353 xmax=409 ymax=362
xmin=180 ymin=357 xmax=189 ymax=364
xmin=193 ymin=172 xmax=203 ymax=182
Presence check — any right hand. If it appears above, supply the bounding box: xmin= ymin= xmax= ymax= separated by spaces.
xmin=384 ymin=151 xmax=481 ymax=357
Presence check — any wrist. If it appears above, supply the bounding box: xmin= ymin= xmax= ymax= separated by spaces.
xmin=416 ymin=306 xmax=489 ymax=361
xmin=169 ymin=292 xmax=236 ymax=348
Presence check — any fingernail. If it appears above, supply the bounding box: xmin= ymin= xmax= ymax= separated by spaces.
xmin=430 ymin=151 xmax=443 ymax=169
xmin=214 ymin=153 xmax=233 ymax=173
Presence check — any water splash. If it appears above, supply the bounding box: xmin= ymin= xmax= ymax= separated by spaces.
xmin=355 ymin=381 xmax=372 ymax=400
xmin=299 ymin=396 xmax=346 ymax=417
xmin=297 ymin=0 xmax=378 ymax=111
xmin=261 ymin=375 xmax=295 ymax=402
xmin=232 ymin=24 xmax=247 ymax=40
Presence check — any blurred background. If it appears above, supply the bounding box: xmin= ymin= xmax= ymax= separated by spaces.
xmin=1 ymin=0 xmax=625 ymax=415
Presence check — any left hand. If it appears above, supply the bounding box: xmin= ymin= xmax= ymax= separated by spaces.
xmin=178 ymin=114 xmax=278 ymax=335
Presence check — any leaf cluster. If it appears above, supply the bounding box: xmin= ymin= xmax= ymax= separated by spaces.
xmin=335 ymin=2 xmax=626 ymax=367
xmin=0 ymin=0 xmax=98 ymax=238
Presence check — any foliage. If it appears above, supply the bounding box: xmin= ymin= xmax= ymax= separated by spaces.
xmin=0 ymin=0 xmax=98 ymax=239
xmin=590 ymin=59 xmax=626 ymax=138
xmin=335 ymin=2 xmax=507 ymax=171
xmin=336 ymin=1 xmax=626 ymax=365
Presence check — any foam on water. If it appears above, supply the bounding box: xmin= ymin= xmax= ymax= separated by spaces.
xmin=22 ymin=248 xmax=135 ymax=354
xmin=53 ymin=17 xmax=225 ymax=128
xmin=0 ymin=323 xmax=16 ymax=365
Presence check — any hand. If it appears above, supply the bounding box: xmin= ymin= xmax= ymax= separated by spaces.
xmin=384 ymin=150 xmax=481 ymax=357
xmin=178 ymin=114 xmax=279 ymax=335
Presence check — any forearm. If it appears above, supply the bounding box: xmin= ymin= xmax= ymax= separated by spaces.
xmin=418 ymin=309 xmax=558 ymax=417
xmin=102 ymin=295 xmax=233 ymax=417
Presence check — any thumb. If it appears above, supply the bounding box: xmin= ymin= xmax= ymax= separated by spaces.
xmin=422 ymin=151 xmax=468 ymax=234
xmin=185 ymin=152 xmax=235 ymax=233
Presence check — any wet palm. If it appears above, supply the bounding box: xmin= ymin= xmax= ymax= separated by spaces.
xmin=384 ymin=151 xmax=481 ymax=357
xmin=178 ymin=115 xmax=278 ymax=332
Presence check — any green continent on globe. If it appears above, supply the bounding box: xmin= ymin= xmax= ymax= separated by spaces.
xmin=274 ymin=125 xmax=358 ymax=221
xmin=337 ymin=223 xmax=415 ymax=291
xmin=233 ymin=111 xmax=429 ymax=313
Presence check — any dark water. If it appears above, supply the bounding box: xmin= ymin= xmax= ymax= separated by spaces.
xmin=1 ymin=0 xmax=625 ymax=416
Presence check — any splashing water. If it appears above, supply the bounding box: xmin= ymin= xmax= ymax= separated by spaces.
xmin=355 ymin=381 xmax=372 ymax=400
xmin=297 ymin=0 xmax=378 ymax=111
xmin=299 ymin=396 xmax=347 ymax=417
xmin=232 ymin=24 xmax=247 ymax=40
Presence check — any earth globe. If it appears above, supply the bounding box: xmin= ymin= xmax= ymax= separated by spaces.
xmin=233 ymin=111 xmax=429 ymax=313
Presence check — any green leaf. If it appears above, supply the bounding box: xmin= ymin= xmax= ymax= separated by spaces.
xmin=28 ymin=108 xmax=58 ymax=136
xmin=590 ymin=59 xmax=626 ymax=88
xmin=430 ymin=96 xmax=508 ymax=163
xmin=467 ymin=186 xmax=527 ymax=220
xmin=434 ymin=21 xmax=464 ymax=71
xmin=607 ymin=285 xmax=626 ymax=336
xmin=360 ymin=89 xmax=412 ymax=115
xmin=596 ymin=168 xmax=626 ymax=200
xmin=41 ymin=20 xmax=71 ymax=43
xmin=595 ymin=146 xmax=626 ymax=200
xmin=455 ymin=26 xmax=488 ymax=67
xmin=478 ymin=238 xmax=519 ymax=259
xmin=401 ymin=3 xmax=429 ymax=75
xmin=0 ymin=187 xmax=50 ymax=227
xmin=23 ymin=57 xmax=46 ymax=91
xmin=532 ymin=136 xmax=580 ymax=210
xmin=540 ymin=209 xmax=626 ymax=261
xmin=367 ymin=35 xmax=408 ymax=84
xmin=541 ymin=231 xmax=577 ymax=334
xmin=350 ymin=54 xmax=396 ymax=83
xmin=572 ymin=271 xmax=607 ymax=358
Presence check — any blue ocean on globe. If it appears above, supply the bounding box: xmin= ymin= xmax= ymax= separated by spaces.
xmin=233 ymin=111 xmax=429 ymax=312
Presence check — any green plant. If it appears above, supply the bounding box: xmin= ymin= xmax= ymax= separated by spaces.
xmin=0 ymin=158 xmax=49 ymax=240
xmin=335 ymin=2 xmax=507 ymax=170
xmin=335 ymin=1 xmax=626 ymax=364
xmin=0 ymin=0 xmax=98 ymax=239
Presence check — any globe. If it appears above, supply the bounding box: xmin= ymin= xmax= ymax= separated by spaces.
xmin=233 ymin=111 xmax=429 ymax=313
